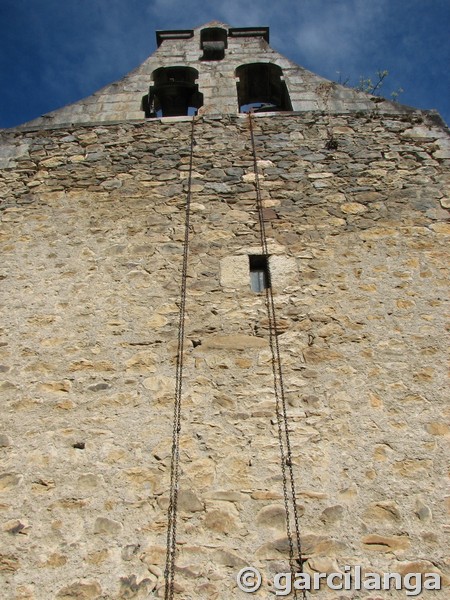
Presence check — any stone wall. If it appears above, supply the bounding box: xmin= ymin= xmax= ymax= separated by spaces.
xmin=0 ymin=111 xmax=449 ymax=599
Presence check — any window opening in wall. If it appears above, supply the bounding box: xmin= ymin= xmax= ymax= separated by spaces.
xmin=236 ymin=63 xmax=292 ymax=113
xmin=142 ymin=67 xmax=203 ymax=118
xmin=200 ymin=27 xmax=227 ymax=60
xmin=249 ymin=255 xmax=270 ymax=292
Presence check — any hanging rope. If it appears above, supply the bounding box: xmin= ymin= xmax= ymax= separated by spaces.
xmin=164 ymin=117 xmax=196 ymax=600
xmin=248 ymin=113 xmax=307 ymax=600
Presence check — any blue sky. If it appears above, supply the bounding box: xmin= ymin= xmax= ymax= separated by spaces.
xmin=1 ymin=0 xmax=449 ymax=128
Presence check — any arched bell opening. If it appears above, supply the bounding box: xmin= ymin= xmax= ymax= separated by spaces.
xmin=236 ymin=63 xmax=292 ymax=113
xmin=142 ymin=66 xmax=203 ymax=118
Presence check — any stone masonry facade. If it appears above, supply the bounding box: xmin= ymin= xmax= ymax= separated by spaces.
xmin=1 ymin=22 xmax=449 ymax=600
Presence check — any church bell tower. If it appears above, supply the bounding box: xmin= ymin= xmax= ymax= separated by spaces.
xmin=0 ymin=21 xmax=448 ymax=600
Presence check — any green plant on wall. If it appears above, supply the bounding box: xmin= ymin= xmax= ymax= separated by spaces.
xmin=337 ymin=69 xmax=404 ymax=101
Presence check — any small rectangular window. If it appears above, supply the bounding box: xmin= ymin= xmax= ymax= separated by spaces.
xmin=249 ymin=255 xmax=270 ymax=292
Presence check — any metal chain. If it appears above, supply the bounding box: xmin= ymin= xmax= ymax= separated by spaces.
xmin=248 ymin=113 xmax=307 ymax=600
xmin=164 ymin=117 xmax=196 ymax=600
xmin=163 ymin=114 xmax=305 ymax=598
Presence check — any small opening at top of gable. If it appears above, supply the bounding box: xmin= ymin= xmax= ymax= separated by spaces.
xmin=200 ymin=27 xmax=227 ymax=60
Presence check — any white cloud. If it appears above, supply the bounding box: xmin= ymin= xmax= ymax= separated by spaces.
xmin=276 ymin=0 xmax=389 ymax=76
